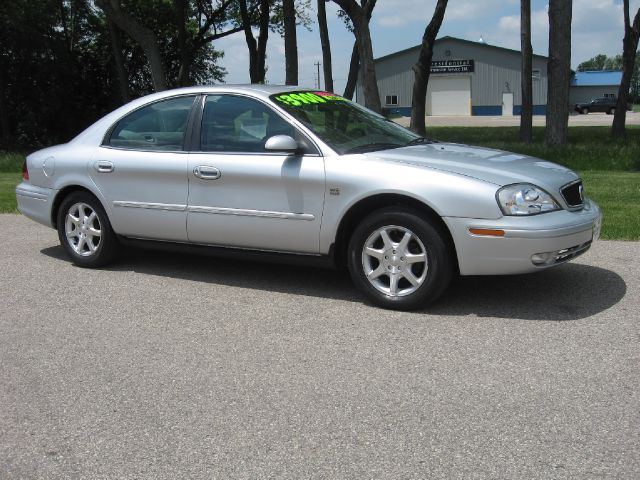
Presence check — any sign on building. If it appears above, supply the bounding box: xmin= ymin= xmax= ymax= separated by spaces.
xmin=430 ymin=60 xmax=474 ymax=74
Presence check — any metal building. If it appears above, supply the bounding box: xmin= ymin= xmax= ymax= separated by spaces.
xmin=569 ymin=71 xmax=622 ymax=105
xmin=356 ymin=36 xmax=549 ymax=116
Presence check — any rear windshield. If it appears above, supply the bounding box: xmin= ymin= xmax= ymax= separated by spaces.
xmin=270 ymin=91 xmax=419 ymax=154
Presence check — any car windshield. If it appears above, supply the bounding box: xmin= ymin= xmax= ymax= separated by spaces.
xmin=270 ymin=91 xmax=424 ymax=154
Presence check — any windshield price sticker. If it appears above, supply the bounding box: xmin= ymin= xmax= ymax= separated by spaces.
xmin=274 ymin=91 xmax=345 ymax=107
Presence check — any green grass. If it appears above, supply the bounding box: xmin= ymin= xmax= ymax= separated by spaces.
xmin=1 ymin=139 xmax=639 ymax=239
xmin=0 ymin=172 xmax=21 ymax=213
xmin=428 ymin=126 xmax=640 ymax=171
xmin=0 ymin=151 xmax=25 ymax=172
xmin=580 ymin=171 xmax=640 ymax=240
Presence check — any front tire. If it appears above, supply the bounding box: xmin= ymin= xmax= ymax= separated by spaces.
xmin=57 ymin=191 xmax=117 ymax=268
xmin=347 ymin=208 xmax=454 ymax=310
xmin=581 ymin=107 xmax=589 ymax=114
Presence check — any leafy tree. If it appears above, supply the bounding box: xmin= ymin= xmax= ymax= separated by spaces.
xmin=0 ymin=0 xmax=227 ymax=149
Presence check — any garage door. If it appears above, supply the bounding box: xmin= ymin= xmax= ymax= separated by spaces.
xmin=426 ymin=76 xmax=471 ymax=116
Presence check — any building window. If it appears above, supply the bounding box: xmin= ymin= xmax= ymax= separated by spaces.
xmin=385 ymin=95 xmax=398 ymax=106
xmin=603 ymin=93 xmax=615 ymax=98
xmin=532 ymin=69 xmax=541 ymax=80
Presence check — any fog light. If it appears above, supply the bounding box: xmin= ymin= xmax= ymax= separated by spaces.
xmin=531 ymin=251 xmax=555 ymax=265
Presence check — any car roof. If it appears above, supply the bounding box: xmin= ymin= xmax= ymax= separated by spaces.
xmin=150 ymin=84 xmax=319 ymax=100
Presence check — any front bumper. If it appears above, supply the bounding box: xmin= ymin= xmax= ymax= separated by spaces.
xmin=444 ymin=199 xmax=602 ymax=276
xmin=16 ymin=182 xmax=57 ymax=228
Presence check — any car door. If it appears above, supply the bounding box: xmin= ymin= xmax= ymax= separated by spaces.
xmin=90 ymin=95 xmax=197 ymax=242
xmin=186 ymin=94 xmax=325 ymax=254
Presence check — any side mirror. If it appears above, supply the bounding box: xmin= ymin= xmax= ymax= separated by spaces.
xmin=264 ymin=135 xmax=299 ymax=153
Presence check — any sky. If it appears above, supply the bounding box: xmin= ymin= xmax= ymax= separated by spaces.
xmin=215 ymin=0 xmax=640 ymax=95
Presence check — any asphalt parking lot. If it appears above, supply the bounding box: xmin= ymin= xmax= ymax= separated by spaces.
xmin=1 ymin=214 xmax=639 ymax=479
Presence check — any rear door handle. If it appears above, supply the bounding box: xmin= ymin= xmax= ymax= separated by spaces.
xmin=95 ymin=161 xmax=114 ymax=173
xmin=193 ymin=166 xmax=221 ymax=180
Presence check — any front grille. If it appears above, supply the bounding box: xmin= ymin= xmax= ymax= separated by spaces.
xmin=561 ymin=180 xmax=583 ymax=208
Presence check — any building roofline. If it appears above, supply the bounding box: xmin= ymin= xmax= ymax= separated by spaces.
xmin=374 ymin=35 xmax=548 ymax=64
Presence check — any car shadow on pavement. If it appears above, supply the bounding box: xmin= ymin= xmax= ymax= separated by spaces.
xmin=41 ymin=245 xmax=627 ymax=321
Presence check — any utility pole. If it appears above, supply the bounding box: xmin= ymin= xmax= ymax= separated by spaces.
xmin=315 ymin=62 xmax=322 ymax=89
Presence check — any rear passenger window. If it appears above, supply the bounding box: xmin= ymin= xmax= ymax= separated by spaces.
xmin=108 ymin=96 xmax=195 ymax=151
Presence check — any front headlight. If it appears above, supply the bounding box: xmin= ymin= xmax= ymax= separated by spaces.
xmin=497 ymin=184 xmax=560 ymax=215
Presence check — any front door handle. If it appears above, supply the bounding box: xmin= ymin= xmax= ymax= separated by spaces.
xmin=193 ymin=166 xmax=221 ymax=180
xmin=95 ymin=161 xmax=114 ymax=173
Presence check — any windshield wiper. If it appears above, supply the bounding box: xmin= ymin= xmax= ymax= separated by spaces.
xmin=344 ymin=143 xmax=403 ymax=154
xmin=405 ymin=137 xmax=436 ymax=146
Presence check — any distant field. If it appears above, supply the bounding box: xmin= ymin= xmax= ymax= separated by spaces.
xmin=427 ymin=126 xmax=640 ymax=172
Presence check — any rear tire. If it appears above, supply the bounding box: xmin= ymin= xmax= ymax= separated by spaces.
xmin=608 ymin=107 xmax=615 ymax=115
xmin=347 ymin=208 xmax=454 ymax=310
xmin=57 ymin=191 xmax=118 ymax=268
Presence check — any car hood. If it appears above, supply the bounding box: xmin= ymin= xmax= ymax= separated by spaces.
xmin=366 ymin=143 xmax=579 ymax=191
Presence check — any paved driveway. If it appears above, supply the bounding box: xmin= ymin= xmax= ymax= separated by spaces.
xmin=1 ymin=214 xmax=638 ymax=479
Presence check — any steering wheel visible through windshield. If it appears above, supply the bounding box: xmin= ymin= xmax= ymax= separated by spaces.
xmin=270 ymin=91 xmax=425 ymax=154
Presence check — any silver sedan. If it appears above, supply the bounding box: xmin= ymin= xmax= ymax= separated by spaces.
xmin=16 ymin=85 xmax=602 ymax=310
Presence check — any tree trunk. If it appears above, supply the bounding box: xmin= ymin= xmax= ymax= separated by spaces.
xmin=240 ymin=0 xmax=269 ymax=83
xmin=612 ymin=1 xmax=640 ymax=138
xmin=283 ymin=0 xmax=298 ymax=85
xmin=239 ymin=0 xmax=259 ymax=83
xmin=256 ymin=0 xmax=270 ymax=83
xmin=343 ymin=41 xmax=359 ymax=99
xmin=355 ymin=18 xmax=381 ymax=112
xmin=174 ymin=0 xmax=190 ymax=87
xmin=545 ymin=0 xmax=572 ymax=145
xmin=333 ymin=0 xmax=380 ymax=112
xmin=96 ymin=0 xmax=167 ymax=92
xmin=107 ymin=17 xmax=130 ymax=103
xmin=317 ymin=0 xmax=334 ymax=92
xmin=409 ymin=0 xmax=448 ymax=136
xmin=520 ymin=0 xmax=533 ymax=143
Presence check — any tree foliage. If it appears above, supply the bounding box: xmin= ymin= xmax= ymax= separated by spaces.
xmin=0 ymin=0 xmax=227 ymax=149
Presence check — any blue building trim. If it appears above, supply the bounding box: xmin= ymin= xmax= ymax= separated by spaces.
xmin=472 ymin=105 xmax=547 ymax=116
xmin=472 ymin=105 xmax=502 ymax=116
xmin=513 ymin=104 xmax=546 ymax=115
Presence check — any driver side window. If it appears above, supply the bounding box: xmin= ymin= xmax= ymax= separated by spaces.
xmin=200 ymin=95 xmax=297 ymax=153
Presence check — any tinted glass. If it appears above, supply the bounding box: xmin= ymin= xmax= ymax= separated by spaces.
xmin=109 ymin=96 xmax=195 ymax=151
xmin=201 ymin=95 xmax=297 ymax=153
xmin=270 ymin=91 xmax=419 ymax=154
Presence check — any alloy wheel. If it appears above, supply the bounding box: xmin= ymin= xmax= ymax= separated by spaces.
xmin=361 ymin=225 xmax=428 ymax=297
xmin=64 ymin=202 xmax=102 ymax=256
